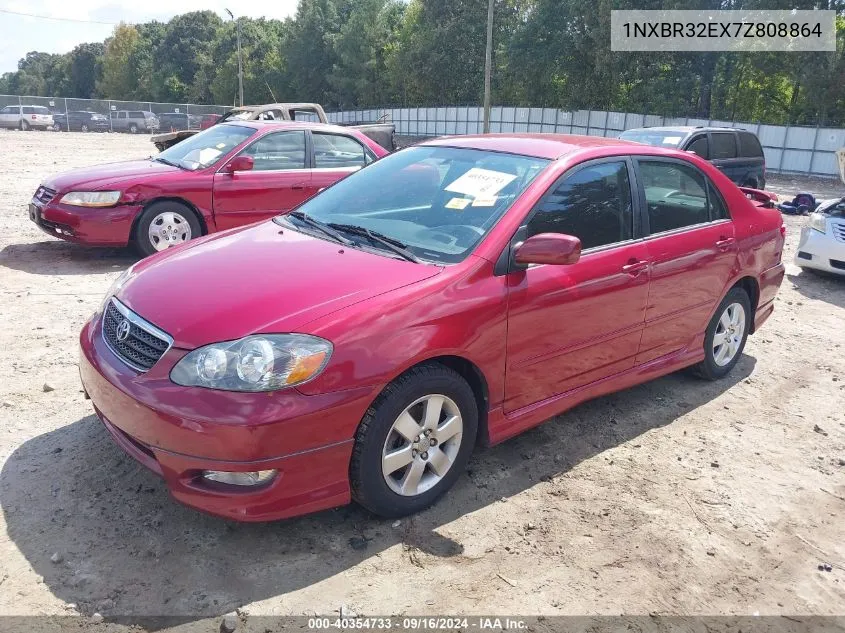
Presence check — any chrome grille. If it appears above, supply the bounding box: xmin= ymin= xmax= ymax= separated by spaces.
xmin=34 ymin=185 xmax=56 ymax=205
xmin=102 ymin=298 xmax=172 ymax=372
xmin=832 ymin=220 xmax=845 ymax=243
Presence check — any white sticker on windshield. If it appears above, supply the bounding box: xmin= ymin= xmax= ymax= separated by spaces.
xmin=445 ymin=168 xmax=516 ymax=198
xmin=662 ymin=136 xmax=682 ymax=145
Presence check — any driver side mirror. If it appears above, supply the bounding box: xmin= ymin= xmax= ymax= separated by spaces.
xmin=513 ymin=233 xmax=581 ymax=266
xmin=223 ymin=155 xmax=254 ymax=173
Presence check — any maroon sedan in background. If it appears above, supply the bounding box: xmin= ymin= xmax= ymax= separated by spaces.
xmin=28 ymin=121 xmax=387 ymax=255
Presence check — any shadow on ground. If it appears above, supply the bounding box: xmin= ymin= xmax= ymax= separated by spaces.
xmin=786 ymin=269 xmax=845 ymax=309
xmin=1 ymin=356 xmax=755 ymax=623
xmin=0 ymin=241 xmax=136 ymax=276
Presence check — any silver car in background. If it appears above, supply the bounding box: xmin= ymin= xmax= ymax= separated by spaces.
xmin=795 ymin=199 xmax=845 ymax=276
xmin=0 ymin=104 xmax=54 ymax=130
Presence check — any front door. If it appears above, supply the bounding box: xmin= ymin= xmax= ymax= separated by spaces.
xmin=633 ymin=158 xmax=738 ymax=364
xmin=504 ymin=158 xmax=650 ymax=413
xmin=212 ymin=130 xmax=312 ymax=230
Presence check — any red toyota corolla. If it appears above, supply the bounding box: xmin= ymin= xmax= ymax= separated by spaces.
xmin=28 ymin=121 xmax=387 ymax=255
xmin=79 ymin=134 xmax=785 ymax=521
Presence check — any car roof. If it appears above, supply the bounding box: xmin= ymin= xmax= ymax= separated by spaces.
xmin=220 ymin=120 xmax=359 ymax=135
xmin=418 ymin=133 xmax=644 ymax=160
xmin=622 ymin=126 xmax=746 ymax=134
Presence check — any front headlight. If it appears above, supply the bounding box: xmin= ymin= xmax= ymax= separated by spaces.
xmin=170 ymin=334 xmax=332 ymax=392
xmin=809 ymin=212 xmax=828 ymax=234
xmin=60 ymin=191 xmax=121 ymax=207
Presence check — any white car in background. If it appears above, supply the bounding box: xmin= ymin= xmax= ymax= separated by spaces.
xmin=0 ymin=104 xmax=54 ymax=130
xmin=795 ymin=198 xmax=845 ymax=276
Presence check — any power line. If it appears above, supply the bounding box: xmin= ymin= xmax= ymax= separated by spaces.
xmin=0 ymin=8 xmax=121 ymax=25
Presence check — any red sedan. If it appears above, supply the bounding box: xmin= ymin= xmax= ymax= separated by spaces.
xmin=79 ymin=134 xmax=785 ymax=521
xmin=28 ymin=121 xmax=387 ymax=255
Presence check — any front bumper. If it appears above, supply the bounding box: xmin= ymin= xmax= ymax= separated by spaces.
xmin=78 ymin=316 xmax=376 ymax=521
xmin=794 ymin=227 xmax=845 ymax=275
xmin=29 ymin=197 xmax=141 ymax=247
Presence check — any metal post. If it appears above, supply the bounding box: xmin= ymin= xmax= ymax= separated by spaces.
xmin=808 ymin=123 xmax=821 ymax=176
xmin=64 ymin=97 xmax=69 ymax=132
xmin=482 ymin=0 xmax=494 ymax=133
xmin=108 ymin=100 xmax=113 ymax=132
xmin=226 ymin=9 xmax=244 ymax=107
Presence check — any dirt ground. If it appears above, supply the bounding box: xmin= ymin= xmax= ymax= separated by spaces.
xmin=0 ymin=130 xmax=843 ymax=626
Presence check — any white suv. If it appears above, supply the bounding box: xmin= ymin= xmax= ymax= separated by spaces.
xmin=795 ymin=199 xmax=845 ymax=276
xmin=0 ymin=105 xmax=54 ymax=130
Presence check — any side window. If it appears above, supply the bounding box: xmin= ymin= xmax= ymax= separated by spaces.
xmin=737 ymin=131 xmax=763 ymax=158
xmin=640 ymin=160 xmax=709 ymax=234
xmin=22 ymin=106 xmax=33 ymax=114
xmin=708 ymin=184 xmax=730 ymax=221
xmin=710 ymin=133 xmax=737 ymax=159
xmin=119 ymin=112 xmax=127 ymax=120
xmin=0 ymin=106 xmax=13 ymax=114
xmin=686 ymin=136 xmax=709 ymax=159
xmin=242 ymin=131 xmax=306 ymax=170
xmin=313 ymin=133 xmax=369 ymax=168
xmin=526 ymin=161 xmax=633 ymax=250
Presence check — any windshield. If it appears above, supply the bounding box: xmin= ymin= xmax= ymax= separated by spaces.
xmin=277 ymin=146 xmax=549 ymax=264
xmin=619 ymin=130 xmax=686 ymax=147
xmin=156 ymin=124 xmax=255 ymax=170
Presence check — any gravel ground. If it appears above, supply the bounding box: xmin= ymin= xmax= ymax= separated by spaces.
xmin=0 ymin=130 xmax=843 ymax=628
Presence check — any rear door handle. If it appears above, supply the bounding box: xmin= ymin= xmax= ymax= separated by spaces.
xmin=716 ymin=236 xmax=736 ymax=250
xmin=290 ymin=185 xmax=307 ymax=190
xmin=622 ymin=259 xmax=649 ymax=275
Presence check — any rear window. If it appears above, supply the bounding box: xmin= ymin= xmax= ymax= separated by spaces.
xmin=710 ymin=133 xmax=737 ymax=159
xmin=737 ymin=131 xmax=764 ymax=158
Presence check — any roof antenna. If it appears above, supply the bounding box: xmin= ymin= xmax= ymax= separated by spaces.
xmin=265 ymin=82 xmax=277 ymax=103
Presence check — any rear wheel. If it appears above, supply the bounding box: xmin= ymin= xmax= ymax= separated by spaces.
xmin=134 ymin=201 xmax=201 ymax=257
xmin=693 ymin=287 xmax=751 ymax=380
xmin=81 ymin=123 xmax=89 ymax=133
xmin=19 ymin=119 xmax=29 ymax=131
xmin=743 ymin=178 xmax=759 ymax=189
xmin=350 ymin=364 xmax=478 ymax=518
xmin=129 ymin=123 xmax=138 ymax=134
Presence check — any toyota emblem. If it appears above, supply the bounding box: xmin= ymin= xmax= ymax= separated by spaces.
xmin=116 ymin=319 xmax=131 ymax=342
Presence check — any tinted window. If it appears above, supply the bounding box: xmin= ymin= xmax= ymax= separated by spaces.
xmin=619 ymin=130 xmax=685 ymax=148
xmin=710 ymin=133 xmax=737 ymax=159
xmin=708 ymin=184 xmax=730 ymax=220
xmin=527 ymin=161 xmax=633 ymax=250
xmin=640 ymin=161 xmax=710 ymax=233
xmin=313 ymin=133 xmax=369 ymax=168
xmin=242 ymin=131 xmax=306 ymax=170
xmin=737 ymin=131 xmax=763 ymax=158
xmin=686 ymin=136 xmax=709 ymax=159
xmin=21 ymin=107 xmax=34 ymax=114
xmin=129 ymin=111 xmax=145 ymax=118
xmin=0 ymin=106 xmax=15 ymax=114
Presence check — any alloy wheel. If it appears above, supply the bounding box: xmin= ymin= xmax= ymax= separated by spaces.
xmin=381 ymin=394 xmax=463 ymax=496
xmin=148 ymin=211 xmax=192 ymax=251
xmin=713 ymin=302 xmax=746 ymax=366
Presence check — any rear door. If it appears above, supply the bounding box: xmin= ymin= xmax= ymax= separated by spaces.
xmin=309 ymin=131 xmax=374 ymax=196
xmin=634 ymin=158 xmax=738 ymax=364
xmin=0 ymin=106 xmax=18 ymax=128
xmin=212 ymin=129 xmax=312 ymax=230
xmin=736 ymin=131 xmax=766 ymax=188
xmin=708 ymin=131 xmax=742 ymax=184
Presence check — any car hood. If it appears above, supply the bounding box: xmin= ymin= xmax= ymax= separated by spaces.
xmin=116 ymin=221 xmax=443 ymax=349
xmin=44 ymin=160 xmax=179 ymax=192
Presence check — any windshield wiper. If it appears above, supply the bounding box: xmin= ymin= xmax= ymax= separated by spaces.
xmin=153 ymin=156 xmax=186 ymax=170
xmin=284 ymin=211 xmax=353 ymax=245
xmin=328 ymin=223 xmax=420 ymax=263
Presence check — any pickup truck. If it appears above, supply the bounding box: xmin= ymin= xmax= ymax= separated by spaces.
xmin=152 ymin=102 xmax=395 ymax=151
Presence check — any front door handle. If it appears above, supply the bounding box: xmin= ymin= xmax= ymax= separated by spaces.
xmin=290 ymin=185 xmax=307 ymax=190
xmin=622 ymin=259 xmax=649 ymax=275
xmin=716 ymin=236 xmax=736 ymax=250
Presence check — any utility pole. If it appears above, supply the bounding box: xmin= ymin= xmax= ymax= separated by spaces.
xmin=482 ymin=0 xmax=494 ymax=133
xmin=225 ymin=9 xmax=244 ymax=106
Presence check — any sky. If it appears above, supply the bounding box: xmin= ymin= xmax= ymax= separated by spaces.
xmin=0 ymin=0 xmax=300 ymax=73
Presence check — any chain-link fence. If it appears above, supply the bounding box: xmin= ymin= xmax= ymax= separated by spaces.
xmin=0 ymin=94 xmax=230 ymax=133
xmin=327 ymin=105 xmax=845 ymax=178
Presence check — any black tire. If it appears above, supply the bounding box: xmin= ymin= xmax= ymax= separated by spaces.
xmin=693 ymin=287 xmax=751 ymax=381
xmin=129 ymin=123 xmax=138 ymax=134
xmin=81 ymin=124 xmax=89 ymax=133
xmin=743 ymin=178 xmax=758 ymax=189
xmin=133 ymin=201 xmax=202 ymax=257
xmin=19 ymin=119 xmax=29 ymax=131
xmin=350 ymin=363 xmax=478 ymax=518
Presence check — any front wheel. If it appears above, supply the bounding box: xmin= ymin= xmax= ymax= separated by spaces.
xmin=133 ymin=201 xmax=201 ymax=257
xmin=350 ymin=364 xmax=478 ymax=518
xmin=693 ymin=287 xmax=751 ymax=380
xmin=81 ymin=123 xmax=89 ymax=133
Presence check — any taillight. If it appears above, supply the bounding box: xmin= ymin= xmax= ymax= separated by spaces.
xmin=780 ymin=223 xmax=786 ymax=238
xmin=31 ymin=115 xmax=36 ymax=120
